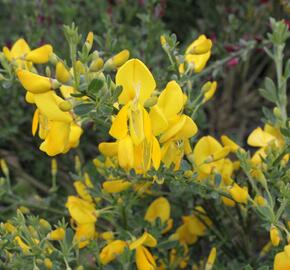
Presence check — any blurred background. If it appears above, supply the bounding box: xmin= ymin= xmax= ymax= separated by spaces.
xmin=0 ymin=0 xmax=289 ymax=205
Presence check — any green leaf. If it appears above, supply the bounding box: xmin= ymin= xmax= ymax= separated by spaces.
xmin=88 ymin=78 xmax=104 ymax=93
xmin=74 ymin=103 xmax=95 ymax=115
xmin=258 ymin=88 xmax=276 ymax=103
xmin=157 ymin=240 xmax=178 ymax=250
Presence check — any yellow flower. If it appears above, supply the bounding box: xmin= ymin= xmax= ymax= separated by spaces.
xmin=144 ymin=197 xmax=170 ymax=224
xmin=170 ymin=223 xmax=197 ymax=245
xmin=221 ymin=196 xmax=236 ymax=207
xmin=75 ymin=223 xmax=95 ymax=248
xmin=129 ymin=232 xmax=157 ymax=250
xmin=111 ymin=49 xmax=130 ymax=68
xmin=202 ymin=81 xmax=217 ymax=102
xmin=101 ymin=231 xmax=115 ymax=242
xmin=270 ymin=226 xmax=281 ymax=247
xmin=248 ymin=125 xmax=287 ymax=165
xmin=102 ymin=180 xmax=132 ymax=193
xmin=247 ymin=126 xmax=278 ymax=148
xmin=44 ymin=258 xmax=53 ymax=269
xmin=85 ymin=31 xmax=94 ymax=50
xmin=66 ymin=196 xmax=97 ymax=224
xmin=99 ymin=240 xmax=127 ymax=265
xmin=274 ymin=245 xmax=290 ymax=270
xmin=186 ymin=35 xmax=212 ymax=55
xmin=4 ymin=222 xmax=16 ymax=233
xmin=136 ymin=245 xmax=157 ymax=270
xmin=116 ymin=58 xmax=156 ymax=105
xmin=192 ymin=136 xmax=228 ymax=176
xmin=47 ymin=227 xmax=65 ymax=241
xmin=25 ymin=44 xmax=53 ymax=64
xmin=229 ymin=183 xmax=248 ymax=204
xmin=3 ymin=39 xmax=30 ymax=64
xmin=74 ymin=181 xmax=93 ymax=202
xmin=17 ymin=69 xmax=54 ymax=94
xmin=104 ymin=50 xmax=130 ymax=70
xmin=14 ymin=236 xmax=30 ymax=253
xmin=254 ymin=195 xmax=267 ymax=206
xmin=184 ymin=35 xmax=212 ymax=73
xmin=221 ymin=135 xmax=241 ymax=153
xmin=205 ymin=247 xmax=217 ymax=270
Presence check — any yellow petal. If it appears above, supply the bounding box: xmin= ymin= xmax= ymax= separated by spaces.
xmin=109 ymin=103 xmax=129 ymax=139
xmin=159 ymin=115 xmax=186 ymax=143
xmin=65 ymin=196 xmax=97 ymax=224
xmin=75 ymin=223 xmax=95 ymax=249
xmin=25 ymin=91 xmax=35 ymax=104
xmin=74 ymin=181 xmax=93 ymax=202
xmin=149 ymin=105 xmax=168 ymax=136
xmin=136 ymin=246 xmax=157 ymax=270
xmin=99 ymin=142 xmax=118 ymax=157
xmin=129 ymin=103 xmax=145 ymax=145
xmin=3 ymin=46 xmax=12 ymax=61
xmin=186 ymin=35 xmax=212 ymax=55
xmin=247 ymin=127 xmax=277 ymax=147
xmin=129 ymin=232 xmax=157 ymax=250
xmin=118 ymin=135 xmax=134 ymax=169
xmin=10 ymin=38 xmax=30 ymax=59
xmin=157 ymin=80 xmax=184 ymax=119
xmin=17 ymin=70 xmax=52 ymax=94
xmin=229 ymin=184 xmax=248 ymax=204
xmin=117 ymin=59 xmax=156 ymax=105
xmin=102 ymin=180 xmax=131 ymax=193
xmin=274 ymin=250 xmax=290 ymax=270
xmin=99 ymin=240 xmax=127 ymax=265
xmin=151 ymin=136 xmax=161 ymax=170
xmin=145 ymin=197 xmax=170 ymax=224
xmin=39 ymin=121 xmax=70 ymax=156
xmin=60 ymin=85 xmax=75 ymax=99
xmin=67 ymin=123 xmax=83 ymax=149
xmin=34 ymin=92 xmax=72 ymax=123
xmin=174 ymin=115 xmax=198 ymax=139
xmin=221 ymin=135 xmax=240 ymax=152
xmin=185 ymin=51 xmax=211 ymax=73
xmin=193 ymin=136 xmax=223 ymax=166
xmin=32 ymin=109 xmax=39 ymax=136
xmin=25 ymin=44 xmax=53 ymax=64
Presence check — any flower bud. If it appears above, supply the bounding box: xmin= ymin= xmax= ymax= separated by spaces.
xmin=254 ymin=195 xmax=267 ymax=206
xmin=202 ymin=81 xmax=217 ymax=102
xmin=51 ymin=158 xmax=57 ymax=176
xmin=56 ymin=62 xmax=71 ymax=83
xmin=104 ymin=49 xmax=129 ymax=71
xmin=44 ymin=258 xmax=53 ymax=269
xmin=229 ymin=183 xmax=248 ymax=204
xmin=205 ymin=247 xmax=217 ymax=270
xmin=270 ymin=225 xmax=281 ymax=246
xmin=85 ymin=31 xmax=94 ymax=51
xmin=45 ymin=66 xmax=51 ymax=78
xmin=76 ymin=60 xmax=85 ymax=75
xmin=47 ymin=227 xmax=65 ymax=241
xmin=273 ymin=107 xmax=282 ymax=118
xmin=0 ymin=159 xmax=9 ymax=176
xmin=19 ymin=206 xmax=30 ymax=214
xmin=89 ymin=58 xmax=104 ymax=72
xmin=39 ymin=218 xmax=51 ymax=230
xmin=49 ymin=53 xmax=58 ymax=65
xmin=160 ymin=35 xmax=167 ymax=47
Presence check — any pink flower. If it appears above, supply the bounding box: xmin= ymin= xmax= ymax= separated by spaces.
xmin=227 ymin=57 xmax=239 ymax=68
